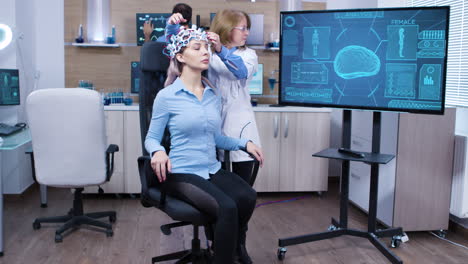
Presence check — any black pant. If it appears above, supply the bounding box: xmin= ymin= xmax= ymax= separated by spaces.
xmin=164 ymin=169 xmax=257 ymax=264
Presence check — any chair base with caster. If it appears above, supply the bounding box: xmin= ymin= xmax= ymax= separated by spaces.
xmin=152 ymin=224 xmax=212 ymax=264
xmin=32 ymin=188 xmax=116 ymax=243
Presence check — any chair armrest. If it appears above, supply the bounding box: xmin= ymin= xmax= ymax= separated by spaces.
xmin=137 ymin=156 xmax=167 ymax=209
xmin=105 ymin=144 xmax=119 ymax=181
xmin=224 ymin=149 xmax=260 ymax=186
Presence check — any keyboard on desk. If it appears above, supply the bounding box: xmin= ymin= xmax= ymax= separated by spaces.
xmin=0 ymin=123 xmax=23 ymax=136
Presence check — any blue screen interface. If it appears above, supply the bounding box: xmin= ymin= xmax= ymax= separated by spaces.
xmin=136 ymin=13 xmax=171 ymax=46
xmin=279 ymin=7 xmax=449 ymax=113
xmin=0 ymin=69 xmax=20 ymax=106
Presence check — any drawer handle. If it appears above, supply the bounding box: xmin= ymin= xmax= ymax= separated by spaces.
xmin=274 ymin=115 xmax=279 ymax=138
xmin=284 ymin=117 xmax=289 ymax=138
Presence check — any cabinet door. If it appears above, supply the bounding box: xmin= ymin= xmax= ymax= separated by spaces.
xmin=253 ymin=112 xmax=281 ymax=192
xmin=279 ymin=112 xmax=329 ymax=192
xmin=85 ymin=111 xmax=125 ymax=193
xmin=124 ymin=111 xmax=143 ymax=193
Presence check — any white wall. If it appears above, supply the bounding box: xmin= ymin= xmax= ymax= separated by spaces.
xmin=0 ymin=0 xmax=64 ymax=194
xmin=327 ymin=0 xmax=378 ymax=9
xmin=35 ymin=0 xmax=64 ymax=91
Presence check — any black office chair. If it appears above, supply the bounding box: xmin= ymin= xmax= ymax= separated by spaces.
xmin=137 ymin=41 xmax=260 ymax=263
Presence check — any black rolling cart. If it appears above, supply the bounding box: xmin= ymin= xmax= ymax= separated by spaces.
xmin=277 ymin=110 xmax=404 ymax=264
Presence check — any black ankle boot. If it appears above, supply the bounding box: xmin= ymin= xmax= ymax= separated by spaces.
xmin=237 ymin=244 xmax=253 ymax=264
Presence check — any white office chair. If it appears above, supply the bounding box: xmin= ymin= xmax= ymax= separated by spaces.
xmin=26 ymin=88 xmax=119 ymax=243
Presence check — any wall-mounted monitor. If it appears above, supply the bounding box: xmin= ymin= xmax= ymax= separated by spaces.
xmin=0 ymin=69 xmax=20 ymax=105
xmin=249 ymin=64 xmax=263 ymax=95
xmin=131 ymin=61 xmax=140 ymax=94
xmin=279 ymin=6 xmax=450 ymax=115
xmin=136 ymin=13 xmax=171 ymax=46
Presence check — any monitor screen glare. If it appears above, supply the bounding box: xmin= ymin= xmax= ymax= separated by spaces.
xmin=0 ymin=69 xmax=20 ymax=106
xmin=279 ymin=7 xmax=449 ymax=114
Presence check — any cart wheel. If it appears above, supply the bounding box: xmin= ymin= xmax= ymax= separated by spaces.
xmin=55 ymin=234 xmax=63 ymax=243
xmin=32 ymin=221 xmax=41 ymax=230
xmin=435 ymin=230 xmax=447 ymax=239
xmin=109 ymin=214 xmax=116 ymax=223
xmin=277 ymin=247 xmax=287 ymax=260
xmin=390 ymin=236 xmax=401 ymax=248
xmin=106 ymin=229 xmax=114 ymax=237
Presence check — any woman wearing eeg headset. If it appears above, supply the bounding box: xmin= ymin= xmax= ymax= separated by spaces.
xmin=145 ymin=25 xmax=264 ymax=264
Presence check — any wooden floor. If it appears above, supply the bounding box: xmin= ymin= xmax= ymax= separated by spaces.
xmin=2 ymin=181 xmax=467 ymax=264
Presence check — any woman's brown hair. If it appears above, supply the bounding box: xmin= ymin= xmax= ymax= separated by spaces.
xmin=210 ymin=9 xmax=251 ymax=50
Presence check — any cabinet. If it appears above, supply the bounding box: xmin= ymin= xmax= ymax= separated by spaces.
xmin=84 ymin=109 xmax=141 ymax=193
xmin=87 ymin=107 xmax=330 ymax=194
xmin=253 ymin=110 xmax=330 ymax=192
xmin=349 ymin=108 xmax=455 ymax=231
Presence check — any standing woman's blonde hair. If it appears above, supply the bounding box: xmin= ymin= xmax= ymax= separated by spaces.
xmin=210 ymin=9 xmax=251 ymax=50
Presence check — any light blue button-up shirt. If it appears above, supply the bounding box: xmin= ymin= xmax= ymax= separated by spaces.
xmin=145 ymin=78 xmax=249 ymax=179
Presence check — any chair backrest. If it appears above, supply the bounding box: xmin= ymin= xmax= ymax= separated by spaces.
xmin=139 ymin=41 xmax=170 ymax=156
xmin=26 ymin=88 xmax=108 ymax=187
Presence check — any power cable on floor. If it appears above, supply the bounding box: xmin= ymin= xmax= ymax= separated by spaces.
xmin=429 ymin=231 xmax=468 ymax=250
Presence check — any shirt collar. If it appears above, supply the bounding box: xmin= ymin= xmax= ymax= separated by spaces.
xmin=173 ymin=77 xmax=215 ymax=95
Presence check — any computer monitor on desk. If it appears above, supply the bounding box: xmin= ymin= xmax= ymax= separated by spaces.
xmin=0 ymin=69 xmax=20 ymax=106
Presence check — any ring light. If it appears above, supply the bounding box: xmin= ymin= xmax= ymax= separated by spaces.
xmin=0 ymin=24 xmax=13 ymax=50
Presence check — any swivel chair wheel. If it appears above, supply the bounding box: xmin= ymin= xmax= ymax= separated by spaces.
xmin=55 ymin=234 xmax=63 ymax=243
xmin=328 ymin=224 xmax=337 ymax=231
xmin=109 ymin=215 xmax=116 ymax=223
xmin=32 ymin=221 xmax=41 ymax=230
xmin=390 ymin=236 xmax=402 ymax=248
xmin=106 ymin=229 xmax=114 ymax=237
xmin=277 ymin=247 xmax=287 ymax=260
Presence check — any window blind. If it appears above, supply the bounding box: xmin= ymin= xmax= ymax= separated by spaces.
xmin=405 ymin=0 xmax=468 ymax=107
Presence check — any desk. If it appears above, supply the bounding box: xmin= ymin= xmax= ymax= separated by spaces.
xmin=0 ymin=128 xmax=31 ymax=256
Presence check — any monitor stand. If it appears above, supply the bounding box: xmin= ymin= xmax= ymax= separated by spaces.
xmin=277 ymin=110 xmax=404 ymax=264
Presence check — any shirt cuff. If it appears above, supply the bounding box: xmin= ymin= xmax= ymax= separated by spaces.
xmin=238 ymin=139 xmax=250 ymax=151
xmin=216 ymin=46 xmax=229 ymax=60
xmin=148 ymin=145 xmax=166 ymax=156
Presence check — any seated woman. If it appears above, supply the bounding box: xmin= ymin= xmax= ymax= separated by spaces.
xmin=144 ymin=25 xmax=264 ymax=264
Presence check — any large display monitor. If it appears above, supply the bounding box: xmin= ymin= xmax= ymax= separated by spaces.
xmin=0 ymin=69 xmax=20 ymax=105
xmin=136 ymin=13 xmax=171 ymax=45
xmin=279 ymin=6 xmax=450 ymax=114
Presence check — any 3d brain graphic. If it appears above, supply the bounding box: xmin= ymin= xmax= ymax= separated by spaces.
xmin=334 ymin=45 xmax=381 ymax=80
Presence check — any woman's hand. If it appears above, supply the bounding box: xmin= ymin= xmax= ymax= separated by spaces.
xmin=207 ymin=32 xmax=222 ymax=53
xmin=246 ymin=141 xmax=264 ymax=167
xmin=168 ymin=13 xmax=187 ymax=25
xmin=151 ymin=151 xmax=172 ymax=182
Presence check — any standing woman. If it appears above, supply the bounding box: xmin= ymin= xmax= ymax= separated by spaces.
xmin=207 ymin=10 xmax=260 ymax=187
xmin=145 ymin=26 xmax=264 ymax=264
xmin=207 ymin=10 xmax=260 ymax=264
